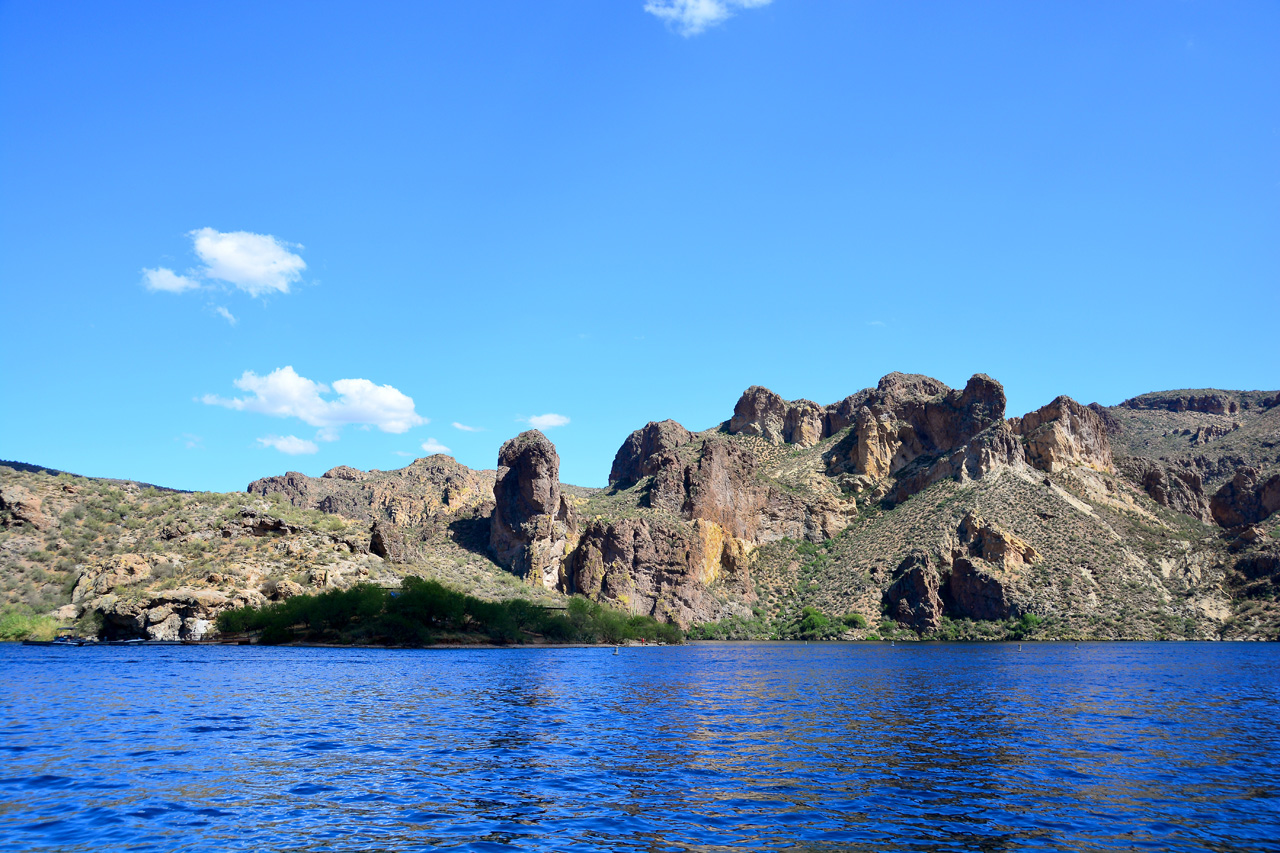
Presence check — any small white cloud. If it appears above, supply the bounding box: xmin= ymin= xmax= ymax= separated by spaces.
xmin=257 ymin=434 xmax=319 ymax=455
xmin=143 ymin=267 xmax=201 ymax=293
xmin=392 ymin=450 xmax=415 ymax=457
xmin=203 ymin=366 xmax=427 ymax=437
xmin=644 ymin=0 xmax=771 ymax=36
xmin=866 ymin=320 xmax=886 ymax=327
xmin=178 ymin=433 xmax=203 ymax=450
xmin=190 ymin=227 xmax=305 ymax=297
xmin=527 ymin=413 xmax=570 ymax=429
xmin=452 ymin=422 xmax=482 ymax=432
xmin=215 ymin=306 xmax=237 ymax=325
xmin=421 ymin=438 xmax=451 ymax=454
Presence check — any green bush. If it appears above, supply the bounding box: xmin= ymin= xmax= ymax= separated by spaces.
xmin=841 ymin=612 xmax=867 ymax=629
xmin=0 ymin=609 xmax=58 ymax=641
xmin=214 ymin=579 xmax=684 ymax=647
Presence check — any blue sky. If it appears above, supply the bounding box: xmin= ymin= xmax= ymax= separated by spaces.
xmin=1 ymin=0 xmax=1276 ymax=491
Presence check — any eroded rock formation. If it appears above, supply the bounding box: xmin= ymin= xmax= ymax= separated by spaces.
xmin=489 ymin=430 xmax=577 ymax=590
xmin=1011 ymin=396 xmax=1113 ymax=473
xmin=1211 ymin=468 xmax=1280 ymax=529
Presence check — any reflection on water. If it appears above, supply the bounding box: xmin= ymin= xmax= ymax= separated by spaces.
xmin=1 ymin=642 xmax=1277 ymax=851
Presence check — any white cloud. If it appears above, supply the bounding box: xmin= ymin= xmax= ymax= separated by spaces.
xmin=527 ymin=413 xmax=570 ymax=429
xmin=143 ymin=267 xmax=201 ymax=293
xmin=257 ymin=434 xmax=319 ymax=455
xmin=392 ymin=450 xmax=415 ymax=457
xmin=190 ymin=227 xmax=306 ymax=297
xmin=452 ymin=422 xmax=482 ymax=432
xmin=644 ymin=0 xmax=771 ymax=36
xmin=178 ymin=433 xmax=203 ymax=450
xmin=421 ymin=438 xmax=451 ymax=454
xmin=215 ymin=306 xmax=237 ymax=325
xmin=866 ymin=320 xmax=886 ymax=327
xmin=203 ymin=366 xmax=427 ymax=437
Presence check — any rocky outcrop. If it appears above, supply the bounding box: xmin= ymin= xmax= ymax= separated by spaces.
xmin=1121 ymin=391 xmax=1243 ymax=415
xmin=885 ymin=514 xmax=1030 ymax=630
xmin=369 ymin=520 xmax=409 ymax=563
xmin=0 ymin=484 xmax=50 ymax=530
xmin=95 ymin=588 xmax=232 ymax=641
xmin=956 ymin=511 xmax=1039 ymax=570
xmin=886 ymin=424 xmax=1026 ymax=505
xmin=883 ymin=551 xmax=943 ymax=631
xmin=1211 ymin=468 xmax=1280 ymax=529
xmin=490 ymin=431 xmax=577 ymax=589
xmin=569 ymin=516 xmax=750 ymax=628
xmin=1011 ymin=396 xmax=1113 ymax=473
xmin=248 ymin=455 xmax=495 ymax=529
xmin=609 ymin=420 xmax=693 ymax=488
xmin=1120 ymin=458 xmax=1213 ymax=522
xmin=728 ymin=387 xmax=825 ymax=447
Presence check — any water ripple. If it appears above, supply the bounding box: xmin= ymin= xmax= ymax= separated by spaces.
xmin=1 ymin=642 xmax=1277 ymax=851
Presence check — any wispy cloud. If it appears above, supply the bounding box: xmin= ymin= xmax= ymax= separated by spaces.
xmin=215 ymin=306 xmax=237 ymax=325
xmin=526 ymin=413 xmax=570 ymax=429
xmin=866 ymin=320 xmax=886 ymax=327
xmin=203 ymin=366 xmax=427 ymax=439
xmin=644 ymin=0 xmax=771 ymax=36
xmin=452 ymin=422 xmax=482 ymax=432
xmin=257 ymin=434 xmax=319 ymax=455
xmin=178 ymin=433 xmax=203 ymax=450
xmin=142 ymin=267 xmax=201 ymax=293
xmin=421 ymin=438 xmax=451 ymax=454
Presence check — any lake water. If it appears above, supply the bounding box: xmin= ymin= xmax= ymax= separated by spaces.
xmin=1 ymin=642 xmax=1277 ymax=852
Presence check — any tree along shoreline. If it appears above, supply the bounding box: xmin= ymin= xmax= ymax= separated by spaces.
xmin=215 ymin=578 xmax=684 ymax=647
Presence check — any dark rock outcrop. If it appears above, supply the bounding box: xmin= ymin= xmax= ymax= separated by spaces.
xmin=609 ymin=419 xmax=693 ymax=488
xmin=489 ymin=431 xmax=577 ymax=589
xmin=1119 ymin=458 xmax=1213 ymax=522
xmin=883 ymin=551 xmax=944 ymax=631
xmin=569 ymin=516 xmax=751 ymax=627
xmin=1211 ymin=468 xmax=1280 ymax=528
xmin=369 ymin=520 xmax=408 ymax=563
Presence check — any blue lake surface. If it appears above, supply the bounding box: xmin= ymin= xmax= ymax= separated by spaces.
xmin=1 ymin=641 xmax=1278 ymax=852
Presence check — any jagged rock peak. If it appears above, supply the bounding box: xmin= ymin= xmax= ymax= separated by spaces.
xmin=489 ymin=430 xmax=577 ymax=590
xmin=875 ymin=372 xmax=951 ymax=400
xmin=728 ymin=386 xmax=824 ymax=447
xmin=1011 ymin=395 xmax=1113 ymax=474
xmin=609 ymin=419 xmax=694 ymax=489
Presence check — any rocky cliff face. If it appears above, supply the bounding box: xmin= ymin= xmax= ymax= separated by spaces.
xmin=6 ymin=374 xmax=1279 ymax=643
xmin=1211 ymin=468 xmax=1280 ymax=529
xmin=489 ymin=431 xmax=577 ymax=590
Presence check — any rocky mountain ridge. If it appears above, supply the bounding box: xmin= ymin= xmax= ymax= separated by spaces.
xmin=3 ymin=372 xmax=1278 ymax=641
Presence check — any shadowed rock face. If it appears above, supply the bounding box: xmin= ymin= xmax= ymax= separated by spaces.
xmin=569 ymin=516 xmax=752 ymax=627
xmin=1211 ymin=468 xmax=1280 ymax=529
xmin=489 ymin=430 xmax=577 ymax=590
xmin=609 ymin=420 xmax=694 ymax=489
xmin=884 ymin=513 xmax=1033 ymax=629
xmin=1120 ymin=458 xmax=1212 ymax=523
